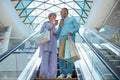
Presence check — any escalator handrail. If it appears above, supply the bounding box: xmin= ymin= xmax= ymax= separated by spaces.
xmin=0 ymin=31 xmax=39 ymax=62
xmin=81 ymin=26 xmax=120 ymax=55
xmin=77 ymin=32 xmax=120 ymax=80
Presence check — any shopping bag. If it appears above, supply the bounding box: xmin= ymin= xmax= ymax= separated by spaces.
xmin=67 ymin=38 xmax=80 ymax=62
xmin=40 ymin=30 xmax=50 ymax=44
xmin=64 ymin=39 xmax=71 ymax=60
xmin=58 ymin=38 xmax=66 ymax=59
xmin=35 ymin=30 xmax=50 ymax=44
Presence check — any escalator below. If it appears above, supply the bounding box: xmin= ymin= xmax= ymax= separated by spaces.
xmin=0 ymin=26 xmax=120 ymax=80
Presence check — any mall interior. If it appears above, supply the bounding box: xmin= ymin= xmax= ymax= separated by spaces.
xmin=0 ymin=0 xmax=120 ymax=80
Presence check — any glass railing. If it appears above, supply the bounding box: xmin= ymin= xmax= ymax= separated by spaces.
xmin=0 ymin=30 xmax=39 ymax=61
xmin=98 ymin=25 xmax=120 ymax=46
xmin=77 ymin=26 xmax=120 ymax=79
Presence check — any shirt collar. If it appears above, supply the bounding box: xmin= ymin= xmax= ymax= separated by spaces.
xmin=64 ymin=16 xmax=69 ymax=20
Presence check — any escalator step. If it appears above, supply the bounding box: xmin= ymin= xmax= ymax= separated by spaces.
xmin=35 ymin=78 xmax=78 ymax=80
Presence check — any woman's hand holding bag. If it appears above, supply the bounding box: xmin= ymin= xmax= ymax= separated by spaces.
xmin=34 ymin=29 xmax=50 ymax=44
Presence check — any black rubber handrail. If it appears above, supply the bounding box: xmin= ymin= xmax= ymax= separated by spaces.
xmin=77 ymin=32 xmax=120 ymax=80
xmin=0 ymin=31 xmax=38 ymax=62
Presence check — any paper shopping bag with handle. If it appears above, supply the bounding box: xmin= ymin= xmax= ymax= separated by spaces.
xmin=34 ymin=30 xmax=50 ymax=44
xmin=66 ymin=37 xmax=80 ymax=62
xmin=40 ymin=30 xmax=50 ymax=44
xmin=58 ymin=38 xmax=66 ymax=59
xmin=64 ymin=39 xmax=71 ymax=60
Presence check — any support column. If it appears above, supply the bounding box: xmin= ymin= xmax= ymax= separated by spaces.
xmin=85 ymin=0 xmax=119 ymax=30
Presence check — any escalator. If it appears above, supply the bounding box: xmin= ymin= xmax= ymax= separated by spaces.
xmin=0 ymin=26 xmax=120 ymax=80
xmin=83 ymin=27 xmax=120 ymax=71
xmin=79 ymin=26 xmax=120 ymax=80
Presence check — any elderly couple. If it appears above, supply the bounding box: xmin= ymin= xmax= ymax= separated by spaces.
xmin=39 ymin=8 xmax=79 ymax=79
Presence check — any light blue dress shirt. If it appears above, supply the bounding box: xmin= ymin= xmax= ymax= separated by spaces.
xmin=57 ymin=17 xmax=79 ymax=41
